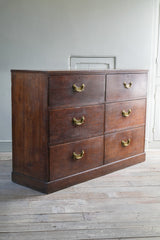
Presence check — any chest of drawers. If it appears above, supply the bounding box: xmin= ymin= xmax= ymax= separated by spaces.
xmin=11 ymin=70 xmax=147 ymax=193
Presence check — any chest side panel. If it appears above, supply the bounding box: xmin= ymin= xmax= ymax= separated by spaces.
xmin=12 ymin=71 xmax=48 ymax=181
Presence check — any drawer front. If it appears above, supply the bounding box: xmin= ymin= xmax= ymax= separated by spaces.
xmin=50 ymin=136 xmax=104 ymax=180
xmin=105 ymin=99 xmax=146 ymax=132
xmin=49 ymin=104 xmax=104 ymax=145
xmin=49 ymin=74 xmax=105 ymax=107
xmin=105 ymin=126 xmax=145 ymax=164
xmin=106 ymin=74 xmax=147 ymax=102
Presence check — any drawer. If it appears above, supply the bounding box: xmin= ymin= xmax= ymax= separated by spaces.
xmin=49 ymin=74 xmax=105 ymax=107
xmin=49 ymin=104 xmax=104 ymax=145
xmin=106 ymin=73 xmax=147 ymax=102
xmin=105 ymin=99 xmax=146 ymax=132
xmin=105 ymin=126 xmax=145 ymax=164
xmin=50 ymin=136 xmax=104 ymax=180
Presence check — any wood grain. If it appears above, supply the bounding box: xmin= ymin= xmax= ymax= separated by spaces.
xmin=12 ymin=72 xmax=48 ymax=181
xmin=49 ymin=136 xmax=104 ymax=180
xmin=49 ymin=104 xmax=104 ymax=144
xmin=105 ymin=126 xmax=145 ymax=164
xmin=49 ymin=74 xmax=105 ymax=107
xmin=12 ymin=153 xmax=145 ymax=193
xmin=106 ymin=73 xmax=147 ymax=102
xmin=11 ymin=70 xmax=147 ymax=194
xmin=0 ymin=151 xmax=160 ymax=239
xmin=105 ymin=99 xmax=146 ymax=132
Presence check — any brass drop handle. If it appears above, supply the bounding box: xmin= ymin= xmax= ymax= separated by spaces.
xmin=73 ymin=116 xmax=85 ymax=126
xmin=123 ymin=82 xmax=132 ymax=89
xmin=73 ymin=150 xmax=85 ymax=160
xmin=122 ymin=109 xmax=132 ymax=117
xmin=121 ymin=138 xmax=131 ymax=147
xmin=72 ymin=83 xmax=85 ymax=92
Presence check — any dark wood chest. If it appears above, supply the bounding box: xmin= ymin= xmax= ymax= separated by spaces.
xmin=11 ymin=70 xmax=147 ymax=193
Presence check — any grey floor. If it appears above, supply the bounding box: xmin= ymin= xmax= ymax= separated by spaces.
xmin=0 ymin=151 xmax=160 ymax=240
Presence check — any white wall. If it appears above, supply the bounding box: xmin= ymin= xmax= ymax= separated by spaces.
xmin=0 ymin=0 xmax=153 ymax=151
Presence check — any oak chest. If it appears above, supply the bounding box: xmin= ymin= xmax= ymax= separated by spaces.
xmin=11 ymin=70 xmax=147 ymax=193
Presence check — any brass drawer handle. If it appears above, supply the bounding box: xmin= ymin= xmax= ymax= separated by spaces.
xmin=123 ymin=82 xmax=132 ymax=89
xmin=73 ymin=116 xmax=85 ymax=126
xmin=72 ymin=83 xmax=85 ymax=92
xmin=73 ymin=150 xmax=84 ymax=160
xmin=122 ymin=109 xmax=132 ymax=117
xmin=121 ymin=138 xmax=131 ymax=147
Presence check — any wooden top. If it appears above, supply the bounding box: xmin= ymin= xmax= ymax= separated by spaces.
xmin=11 ymin=69 xmax=149 ymax=75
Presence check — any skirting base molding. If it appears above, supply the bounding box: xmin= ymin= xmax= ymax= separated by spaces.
xmin=12 ymin=153 xmax=145 ymax=194
xmin=0 ymin=152 xmax=12 ymax=160
xmin=0 ymin=141 xmax=12 ymax=152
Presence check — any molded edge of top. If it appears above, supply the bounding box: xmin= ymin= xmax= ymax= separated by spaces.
xmin=11 ymin=69 xmax=149 ymax=74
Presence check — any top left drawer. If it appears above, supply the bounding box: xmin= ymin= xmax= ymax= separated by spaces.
xmin=48 ymin=75 xmax=105 ymax=107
